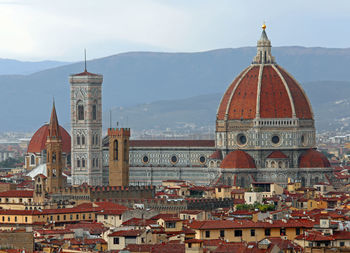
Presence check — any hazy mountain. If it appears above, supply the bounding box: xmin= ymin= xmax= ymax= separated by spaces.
xmin=105 ymin=80 xmax=350 ymax=134
xmin=1 ymin=47 xmax=350 ymax=132
xmin=0 ymin=59 xmax=69 ymax=75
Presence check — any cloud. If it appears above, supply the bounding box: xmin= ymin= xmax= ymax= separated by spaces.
xmin=0 ymin=0 xmax=349 ymax=61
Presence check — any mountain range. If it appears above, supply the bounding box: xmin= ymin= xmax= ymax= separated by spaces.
xmin=0 ymin=46 xmax=350 ymax=133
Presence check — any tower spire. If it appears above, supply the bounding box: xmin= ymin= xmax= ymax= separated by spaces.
xmin=84 ymin=48 xmax=87 ymax=72
xmin=48 ymin=100 xmax=61 ymax=139
xmin=252 ymin=23 xmax=275 ymax=64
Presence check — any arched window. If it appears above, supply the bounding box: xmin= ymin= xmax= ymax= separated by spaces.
xmin=278 ymin=161 xmax=283 ymax=168
xmin=92 ymin=135 xmax=95 ymax=145
xmin=52 ymin=153 xmax=56 ymax=163
xmin=77 ymin=135 xmax=80 ymax=145
xmin=96 ymin=158 xmax=98 ymax=167
xmin=77 ymin=159 xmax=81 ymax=168
xmin=30 ymin=155 xmax=35 ymax=165
xmin=82 ymin=158 xmax=85 ymax=168
xmin=95 ymin=135 xmax=98 ymax=145
xmin=114 ymin=140 xmax=118 ymax=160
xmin=240 ymin=177 xmax=245 ymax=188
xmin=124 ymin=140 xmax=128 ymax=161
xmin=92 ymin=158 xmax=95 ymax=167
xmin=82 ymin=135 xmax=85 ymax=145
xmin=92 ymin=103 xmax=97 ymax=121
xmin=77 ymin=101 xmax=84 ymax=120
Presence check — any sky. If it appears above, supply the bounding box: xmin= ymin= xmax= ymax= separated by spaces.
xmin=0 ymin=0 xmax=349 ymax=61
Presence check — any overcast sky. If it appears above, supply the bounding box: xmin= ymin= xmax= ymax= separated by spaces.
xmin=0 ymin=0 xmax=349 ymax=61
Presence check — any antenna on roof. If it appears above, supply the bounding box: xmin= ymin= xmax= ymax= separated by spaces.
xmin=109 ymin=110 xmax=112 ymax=129
xmin=84 ymin=48 xmax=87 ymax=72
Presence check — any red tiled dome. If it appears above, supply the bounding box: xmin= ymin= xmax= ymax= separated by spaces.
xmin=217 ymin=65 xmax=313 ymax=121
xmin=220 ymin=150 xmax=256 ymax=169
xmin=299 ymin=149 xmax=330 ymax=168
xmin=209 ymin=150 xmax=222 ymax=160
xmin=267 ymin=151 xmax=288 ymax=159
xmin=27 ymin=124 xmax=71 ymax=154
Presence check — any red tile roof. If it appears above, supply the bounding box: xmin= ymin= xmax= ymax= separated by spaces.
xmin=72 ymin=70 xmax=100 ymax=76
xmin=299 ymin=149 xmax=331 ymax=168
xmin=267 ymin=151 xmax=288 ymax=159
xmin=295 ymin=231 xmax=334 ymax=241
xmin=27 ymin=124 xmax=71 ymax=153
xmin=0 ymin=190 xmax=33 ymax=198
xmin=220 ymin=150 xmax=256 ymax=169
xmin=108 ymin=229 xmax=144 ymax=237
xmin=217 ymin=65 xmax=312 ymax=120
xmin=209 ymin=150 xmax=223 ymax=160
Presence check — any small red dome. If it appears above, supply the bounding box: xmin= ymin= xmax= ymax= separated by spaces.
xmin=267 ymin=151 xmax=288 ymax=159
xmin=209 ymin=150 xmax=222 ymax=160
xmin=220 ymin=150 xmax=256 ymax=169
xmin=27 ymin=124 xmax=71 ymax=154
xmin=299 ymin=149 xmax=330 ymax=168
xmin=217 ymin=65 xmax=313 ymax=121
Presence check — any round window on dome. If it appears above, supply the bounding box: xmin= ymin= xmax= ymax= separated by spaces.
xmin=171 ymin=155 xmax=178 ymax=164
xmin=142 ymin=155 xmax=149 ymax=164
xmin=271 ymin=135 xmax=280 ymax=144
xmin=199 ymin=156 xmax=206 ymax=164
xmin=237 ymin=134 xmax=247 ymax=145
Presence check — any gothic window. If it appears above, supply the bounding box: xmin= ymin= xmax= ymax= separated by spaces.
xmin=30 ymin=155 xmax=35 ymax=165
xmin=240 ymin=177 xmax=245 ymax=188
xmin=77 ymin=101 xmax=84 ymax=120
xmin=82 ymin=158 xmax=85 ymax=168
xmin=96 ymin=158 xmax=98 ymax=167
xmin=92 ymin=103 xmax=97 ymax=121
xmin=77 ymin=135 xmax=80 ymax=145
xmin=95 ymin=135 xmax=98 ymax=145
xmin=82 ymin=135 xmax=85 ymax=145
xmin=52 ymin=153 xmax=56 ymax=163
xmin=92 ymin=158 xmax=95 ymax=167
xmin=92 ymin=135 xmax=95 ymax=145
xmin=124 ymin=140 xmax=128 ymax=161
xmin=77 ymin=159 xmax=81 ymax=168
xmin=114 ymin=140 xmax=118 ymax=160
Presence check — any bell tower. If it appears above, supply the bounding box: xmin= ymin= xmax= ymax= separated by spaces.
xmin=108 ymin=128 xmax=130 ymax=186
xmin=70 ymin=67 xmax=103 ymax=186
xmin=46 ymin=102 xmax=65 ymax=192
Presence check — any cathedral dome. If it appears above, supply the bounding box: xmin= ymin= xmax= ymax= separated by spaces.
xmin=220 ymin=150 xmax=256 ymax=169
xmin=267 ymin=151 xmax=288 ymax=159
xmin=299 ymin=149 xmax=330 ymax=168
xmin=27 ymin=124 xmax=71 ymax=154
xmin=217 ymin=29 xmax=313 ymax=121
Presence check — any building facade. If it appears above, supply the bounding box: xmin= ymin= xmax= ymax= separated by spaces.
xmin=214 ymin=25 xmax=333 ymax=187
xmin=70 ymin=70 xmax=103 ymax=186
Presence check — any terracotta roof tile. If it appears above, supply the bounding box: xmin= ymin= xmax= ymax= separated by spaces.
xmin=220 ymin=150 xmax=256 ymax=169
xmin=27 ymin=124 xmax=71 ymax=153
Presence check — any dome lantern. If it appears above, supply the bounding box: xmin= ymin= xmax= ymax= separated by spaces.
xmin=252 ymin=24 xmax=275 ymax=64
